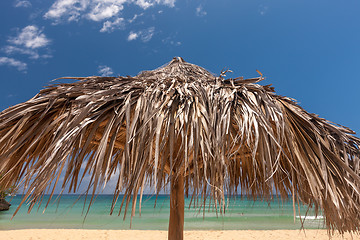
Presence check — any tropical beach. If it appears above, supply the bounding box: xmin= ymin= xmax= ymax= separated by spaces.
xmin=2 ymin=58 xmax=360 ymax=240
xmin=1 ymin=195 xmax=360 ymax=239
xmin=1 ymin=56 xmax=360 ymax=240
xmin=1 ymin=1 xmax=360 ymax=240
xmin=0 ymin=195 xmax=359 ymax=240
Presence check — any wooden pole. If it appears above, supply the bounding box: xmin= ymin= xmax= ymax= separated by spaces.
xmin=168 ymin=174 xmax=184 ymax=240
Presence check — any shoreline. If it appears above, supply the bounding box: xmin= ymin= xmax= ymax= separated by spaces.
xmin=1 ymin=229 xmax=359 ymax=240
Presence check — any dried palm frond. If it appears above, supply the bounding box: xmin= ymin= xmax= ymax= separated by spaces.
xmin=0 ymin=57 xmax=360 ymax=233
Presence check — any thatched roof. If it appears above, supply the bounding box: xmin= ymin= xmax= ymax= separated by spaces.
xmin=0 ymin=57 xmax=360 ymax=232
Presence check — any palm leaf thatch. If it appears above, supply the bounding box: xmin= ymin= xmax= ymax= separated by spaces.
xmin=0 ymin=57 xmax=360 ymax=235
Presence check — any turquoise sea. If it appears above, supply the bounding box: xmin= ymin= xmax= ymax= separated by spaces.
xmin=0 ymin=195 xmax=325 ymax=230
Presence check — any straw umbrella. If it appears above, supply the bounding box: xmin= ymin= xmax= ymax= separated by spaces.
xmin=0 ymin=57 xmax=360 ymax=239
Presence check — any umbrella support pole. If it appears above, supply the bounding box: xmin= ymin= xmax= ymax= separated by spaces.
xmin=168 ymin=174 xmax=184 ymax=240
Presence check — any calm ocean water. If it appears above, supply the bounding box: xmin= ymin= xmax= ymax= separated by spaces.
xmin=0 ymin=195 xmax=325 ymax=230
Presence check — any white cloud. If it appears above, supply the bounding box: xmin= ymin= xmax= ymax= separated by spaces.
xmin=14 ymin=0 xmax=32 ymax=8
xmin=87 ymin=1 xmax=125 ymax=21
xmin=127 ymin=31 xmax=139 ymax=41
xmin=9 ymin=25 xmax=51 ymax=49
xmin=135 ymin=0 xmax=153 ymax=9
xmin=100 ymin=17 xmax=125 ymax=32
xmin=1 ymin=25 xmax=52 ymax=67
xmin=44 ymin=0 xmax=176 ymax=30
xmin=3 ymin=45 xmax=53 ymax=60
xmin=196 ymin=5 xmax=207 ymax=17
xmin=135 ymin=0 xmax=175 ymax=9
xmin=158 ymin=0 xmax=175 ymax=8
xmin=0 ymin=57 xmax=27 ymax=71
xmin=127 ymin=27 xmax=155 ymax=42
xmin=98 ymin=65 xmax=114 ymax=76
xmin=44 ymin=0 xmax=89 ymax=23
xmin=3 ymin=45 xmax=39 ymax=59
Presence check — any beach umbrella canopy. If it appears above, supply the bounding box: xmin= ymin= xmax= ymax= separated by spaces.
xmin=0 ymin=57 xmax=360 ymax=239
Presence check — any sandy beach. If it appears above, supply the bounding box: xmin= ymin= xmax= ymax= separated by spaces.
xmin=1 ymin=229 xmax=359 ymax=240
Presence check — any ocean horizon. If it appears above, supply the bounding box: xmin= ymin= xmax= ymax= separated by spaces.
xmin=0 ymin=194 xmax=325 ymax=230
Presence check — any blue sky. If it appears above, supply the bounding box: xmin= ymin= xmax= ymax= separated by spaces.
xmin=0 ymin=0 xmax=360 ymax=193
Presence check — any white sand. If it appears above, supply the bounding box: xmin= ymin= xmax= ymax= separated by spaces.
xmin=1 ymin=229 xmax=360 ymax=240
